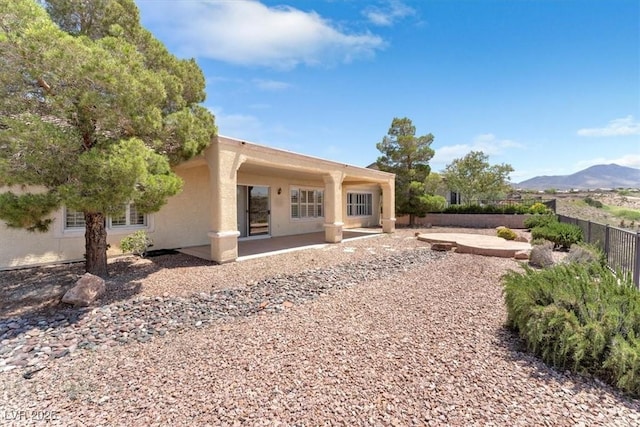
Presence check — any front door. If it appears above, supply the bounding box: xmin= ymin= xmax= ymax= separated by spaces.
xmin=237 ymin=185 xmax=270 ymax=238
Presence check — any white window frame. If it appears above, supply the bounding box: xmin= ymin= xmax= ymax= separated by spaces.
xmin=108 ymin=203 xmax=147 ymax=229
xmin=290 ymin=187 xmax=324 ymax=220
xmin=61 ymin=202 xmax=150 ymax=236
xmin=347 ymin=192 xmax=373 ymax=217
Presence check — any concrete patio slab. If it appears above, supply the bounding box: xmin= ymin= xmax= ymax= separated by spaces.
xmin=178 ymin=229 xmax=383 ymax=262
xmin=417 ymin=233 xmax=531 ymax=258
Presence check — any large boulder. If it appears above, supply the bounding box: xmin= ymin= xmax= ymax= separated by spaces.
xmin=61 ymin=273 xmax=106 ymax=307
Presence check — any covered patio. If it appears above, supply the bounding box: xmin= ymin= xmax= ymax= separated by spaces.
xmin=178 ymin=228 xmax=383 ymax=262
xmin=171 ymin=135 xmax=396 ymax=264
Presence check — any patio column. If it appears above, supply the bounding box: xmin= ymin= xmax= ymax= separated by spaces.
xmin=323 ymin=172 xmax=344 ymax=243
xmin=381 ymin=180 xmax=396 ymax=233
xmin=205 ymin=145 xmax=243 ymax=263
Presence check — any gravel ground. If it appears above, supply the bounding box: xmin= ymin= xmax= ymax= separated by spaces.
xmin=1 ymin=228 xmax=639 ymax=426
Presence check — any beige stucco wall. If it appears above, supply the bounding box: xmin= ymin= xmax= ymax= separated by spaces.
xmin=237 ymin=171 xmax=327 ymax=237
xmin=0 ymin=205 xmax=150 ymax=269
xmin=342 ymin=184 xmax=381 ymax=228
xmin=0 ymin=164 xmax=211 ymax=269
xmin=149 ymin=164 xmax=212 ymax=250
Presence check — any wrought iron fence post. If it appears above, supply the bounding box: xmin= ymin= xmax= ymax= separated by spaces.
xmin=604 ymin=224 xmax=610 ymax=258
xmin=634 ymin=231 xmax=640 ymax=289
xmin=587 ymin=220 xmax=592 ymax=243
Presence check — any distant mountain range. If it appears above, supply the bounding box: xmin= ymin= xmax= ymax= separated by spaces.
xmin=516 ymin=164 xmax=640 ymax=190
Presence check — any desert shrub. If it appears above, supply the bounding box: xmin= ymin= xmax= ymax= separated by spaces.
xmin=529 ymin=241 xmax=554 ymax=268
xmin=528 ymin=202 xmax=551 ymax=214
xmin=584 ymin=197 xmax=604 ymax=208
xmin=443 ymin=204 xmax=530 ymax=214
xmin=120 ymin=230 xmax=153 ymax=257
xmin=531 ymin=221 xmax=583 ymax=250
xmin=530 ymin=237 xmax=548 ymax=246
xmin=524 ymin=214 xmax=557 ymax=229
xmin=497 ymin=226 xmax=517 ymax=240
xmin=423 ymin=195 xmax=447 ymax=213
xmin=566 ymin=243 xmax=606 ymax=267
xmin=503 ymin=262 xmax=640 ymax=397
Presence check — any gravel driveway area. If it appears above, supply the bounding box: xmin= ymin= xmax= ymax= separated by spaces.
xmin=1 ymin=228 xmax=639 ymax=426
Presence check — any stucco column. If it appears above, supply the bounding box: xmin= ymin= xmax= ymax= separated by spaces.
xmin=381 ymin=180 xmax=396 ymax=233
xmin=323 ymin=172 xmax=344 ymax=243
xmin=205 ymin=145 xmax=243 ymax=263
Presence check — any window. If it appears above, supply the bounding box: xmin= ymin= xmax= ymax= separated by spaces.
xmin=347 ymin=192 xmax=373 ymax=217
xmin=291 ymin=188 xmax=324 ymax=219
xmin=109 ymin=203 xmax=146 ymax=228
xmin=65 ymin=210 xmax=85 ymax=229
xmin=65 ymin=203 xmax=147 ymax=230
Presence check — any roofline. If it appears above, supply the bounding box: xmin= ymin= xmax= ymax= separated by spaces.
xmin=217 ymin=134 xmax=394 ymax=179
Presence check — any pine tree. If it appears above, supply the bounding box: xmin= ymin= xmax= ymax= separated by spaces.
xmin=0 ymin=0 xmax=217 ymax=276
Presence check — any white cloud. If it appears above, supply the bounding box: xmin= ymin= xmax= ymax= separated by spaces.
xmin=574 ymin=154 xmax=640 ymax=170
xmin=138 ymin=0 xmax=385 ymax=69
xmin=211 ymin=106 xmax=296 ymax=146
xmin=431 ymin=133 xmax=523 ymax=166
xmin=363 ymin=1 xmax=416 ymax=26
xmin=577 ymin=115 xmax=640 ymax=137
xmin=209 ymin=106 xmax=263 ymax=139
xmin=252 ymin=79 xmax=292 ymax=91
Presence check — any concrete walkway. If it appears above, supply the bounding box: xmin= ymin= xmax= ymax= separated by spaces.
xmin=417 ymin=232 xmax=531 ymax=258
xmin=179 ymin=229 xmax=383 ymax=262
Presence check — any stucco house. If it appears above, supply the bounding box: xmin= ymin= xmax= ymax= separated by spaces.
xmin=0 ymin=135 xmax=396 ymax=269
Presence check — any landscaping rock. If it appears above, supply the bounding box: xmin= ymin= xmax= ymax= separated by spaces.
xmin=514 ymin=251 xmax=529 ymax=260
xmin=431 ymin=243 xmax=454 ymax=252
xmin=61 ymin=273 xmax=106 ymax=307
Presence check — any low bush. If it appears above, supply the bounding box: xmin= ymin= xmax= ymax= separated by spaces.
xmin=120 ymin=230 xmax=153 ymax=257
xmin=565 ymin=243 xmax=606 ymax=267
xmin=497 ymin=226 xmax=517 ymax=240
xmin=528 ymin=202 xmax=551 ymax=214
xmin=523 ymin=214 xmax=556 ymax=229
xmin=503 ymin=262 xmax=640 ymax=397
xmin=531 ymin=221 xmax=583 ymax=250
xmin=443 ymin=204 xmax=530 ymax=215
xmin=529 ymin=241 xmax=555 ymax=268
xmin=584 ymin=197 xmax=604 ymax=208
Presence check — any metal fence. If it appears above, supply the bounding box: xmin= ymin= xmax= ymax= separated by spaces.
xmin=558 ymin=215 xmax=640 ymax=287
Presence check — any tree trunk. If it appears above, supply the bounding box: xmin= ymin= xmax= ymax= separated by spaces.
xmin=409 ymin=213 xmax=415 ymax=227
xmin=84 ymin=212 xmax=109 ymax=277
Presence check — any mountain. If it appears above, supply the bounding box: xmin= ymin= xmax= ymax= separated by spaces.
xmin=516 ymin=164 xmax=640 ymax=190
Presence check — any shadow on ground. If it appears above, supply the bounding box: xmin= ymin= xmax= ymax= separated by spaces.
xmin=495 ymin=324 xmax=640 ymax=409
xmin=0 ymin=253 xmax=214 ymax=321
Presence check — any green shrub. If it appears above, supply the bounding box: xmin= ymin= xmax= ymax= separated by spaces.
xmin=529 ymin=241 xmax=555 ymax=268
xmin=584 ymin=197 xmax=604 ymax=208
xmin=497 ymin=226 xmax=517 ymax=240
xmin=120 ymin=230 xmax=153 ymax=257
xmin=422 ymin=194 xmax=446 ymax=213
xmin=566 ymin=243 xmax=606 ymax=267
xmin=503 ymin=263 xmax=640 ymax=397
xmin=443 ymin=204 xmax=530 ymax=214
xmin=531 ymin=221 xmax=583 ymax=250
xmin=528 ymin=202 xmax=551 ymax=214
xmin=524 ymin=214 xmax=556 ymax=229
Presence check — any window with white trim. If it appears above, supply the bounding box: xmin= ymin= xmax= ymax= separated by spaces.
xmin=65 ymin=209 xmax=85 ymax=229
xmin=347 ymin=192 xmax=373 ymax=217
xmin=109 ymin=203 xmax=146 ymax=228
xmin=64 ymin=203 xmax=147 ymax=230
xmin=291 ymin=188 xmax=324 ymax=219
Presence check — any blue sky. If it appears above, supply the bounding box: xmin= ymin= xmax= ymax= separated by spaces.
xmin=136 ymin=0 xmax=639 ymax=182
